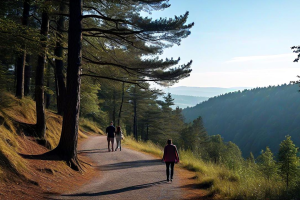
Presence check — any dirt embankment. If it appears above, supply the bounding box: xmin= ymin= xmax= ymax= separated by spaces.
xmin=0 ymin=135 xmax=98 ymax=200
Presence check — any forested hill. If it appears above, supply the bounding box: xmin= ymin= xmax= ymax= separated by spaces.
xmin=182 ymin=84 xmax=300 ymax=157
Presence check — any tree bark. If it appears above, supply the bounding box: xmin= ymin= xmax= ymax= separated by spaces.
xmin=54 ymin=0 xmax=82 ymax=170
xmin=45 ymin=64 xmax=51 ymax=109
xmin=117 ymin=82 xmax=125 ymax=126
xmin=133 ymin=86 xmax=137 ymax=140
xmin=112 ymin=89 xmax=116 ymax=124
xmin=16 ymin=53 xmax=26 ymax=98
xmin=24 ymin=55 xmax=31 ymax=96
xmin=55 ymin=1 xmax=67 ymax=115
xmin=16 ymin=0 xmax=30 ymax=98
xmin=146 ymin=123 xmax=149 ymax=141
xmin=35 ymin=11 xmax=49 ymax=138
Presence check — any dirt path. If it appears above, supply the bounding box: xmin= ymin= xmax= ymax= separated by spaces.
xmin=50 ymin=136 xmax=188 ymax=200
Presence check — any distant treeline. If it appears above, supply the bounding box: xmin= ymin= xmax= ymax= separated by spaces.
xmin=182 ymin=83 xmax=300 ymax=157
xmin=157 ymin=94 xmax=208 ymax=109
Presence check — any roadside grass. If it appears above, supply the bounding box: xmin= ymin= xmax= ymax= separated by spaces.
xmin=124 ymin=136 xmax=163 ymax=158
xmin=124 ymin=137 xmax=287 ymax=199
xmin=79 ymin=118 xmax=104 ymax=135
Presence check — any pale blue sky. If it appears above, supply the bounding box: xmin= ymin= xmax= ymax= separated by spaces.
xmin=147 ymin=0 xmax=300 ymax=88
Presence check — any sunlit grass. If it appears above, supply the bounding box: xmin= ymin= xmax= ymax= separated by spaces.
xmin=0 ymin=92 xmax=95 ymax=180
xmin=45 ymin=113 xmax=63 ymax=148
xmin=0 ymin=95 xmax=28 ymax=179
xmin=179 ymin=150 xmax=287 ymax=199
xmin=124 ymin=136 xmax=163 ymax=158
xmin=79 ymin=118 xmax=104 ymax=135
xmin=124 ymin=137 xmax=288 ymax=199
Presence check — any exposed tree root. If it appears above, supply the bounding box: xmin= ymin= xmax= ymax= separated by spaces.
xmin=20 ymin=143 xmax=91 ymax=173
xmin=78 ymin=158 xmax=92 ymax=167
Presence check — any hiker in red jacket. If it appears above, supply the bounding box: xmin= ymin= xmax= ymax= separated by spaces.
xmin=163 ymin=139 xmax=179 ymax=182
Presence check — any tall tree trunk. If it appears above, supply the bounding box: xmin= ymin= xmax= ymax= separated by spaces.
xmin=146 ymin=123 xmax=149 ymax=141
xmin=133 ymin=86 xmax=137 ymax=140
xmin=54 ymin=0 xmax=82 ymax=170
xmin=55 ymin=1 xmax=67 ymax=115
xmin=16 ymin=0 xmax=30 ymax=98
xmin=16 ymin=53 xmax=26 ymax=98
xmin=35 ymin=11 xmax=49 ymax=138
xmin=112 ymin=89 xmax=116 ymax=124
xmin=117 ymin=82 xmax=125 ymax=126
xmin=24 ymin=55 xmax=31 ymax=96
xmin=45 ymin=64 xmax=51 ymax=109
xmin=141 ymin=123 xmax=144 ymax=140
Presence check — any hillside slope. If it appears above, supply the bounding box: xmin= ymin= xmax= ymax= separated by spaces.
xmin=0 ymin=92 xmax=103 ymax=199
xmin=182 ymin=84 xmax=300 ymax=157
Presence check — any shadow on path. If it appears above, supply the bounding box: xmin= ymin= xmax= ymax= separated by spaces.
xmin=61 ymin=180 xmax=167 ymax=197
xmin=180 ymin=182 xmax=213 ymax=190
xmin=99 ymin=159 xmax=164 ymax=171
xmin=78 ymin=149 xmax=108 ymax=154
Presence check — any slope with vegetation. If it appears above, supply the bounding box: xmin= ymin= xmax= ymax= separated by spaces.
xmin=125 ymin=133 xmax=300 ymax=199
xmin=1 ymin=0 xmax=300 ymax=199
xmin=182 ymin=83 xmax=300 ymax=157
xmin=0 ymin=0 xmax=194 ymax=169
xmin=0 ymin=92 xmax=102 ymax=199
xmin=0 ymin=0 xmax=195 ymax=197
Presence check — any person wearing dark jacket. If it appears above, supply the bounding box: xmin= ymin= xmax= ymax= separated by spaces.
xmin=106 ymin=121 xmax=115 ymax=152
xmin=162 ymin=139 xmax=179 ymax=182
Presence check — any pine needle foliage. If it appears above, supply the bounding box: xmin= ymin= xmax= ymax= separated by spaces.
xmin=278 ymin=136 xmax=299 ymax=188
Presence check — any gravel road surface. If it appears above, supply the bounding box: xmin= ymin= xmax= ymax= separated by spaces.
xmin=51 ymin=136 xmax=186 ymax=200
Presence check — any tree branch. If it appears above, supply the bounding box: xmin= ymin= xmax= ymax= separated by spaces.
xmin=80 ymin=73 xmax=146 ymax=89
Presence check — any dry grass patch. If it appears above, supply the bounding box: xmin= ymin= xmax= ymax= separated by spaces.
xmin=79 ymin=118 xmax=104 ymax=135
xmin=0 ymin=92 xmax=91 ymax=177
xmin=123 ymin=136 xmax=163 ymax=158
xmin=0 ymin=92 xmax=100 ymax=199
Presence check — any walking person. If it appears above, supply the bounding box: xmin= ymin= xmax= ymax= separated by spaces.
xmin=106 ymin=121 xmax=115 ymax=152
xmin=115 ymin=126 xmax=122 ymax=151
xmin=163 ymin=139 xmax=179 ymax=182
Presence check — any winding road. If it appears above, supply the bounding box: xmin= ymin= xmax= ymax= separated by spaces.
xmin=51 ymin=136 xmax=187 ymax=200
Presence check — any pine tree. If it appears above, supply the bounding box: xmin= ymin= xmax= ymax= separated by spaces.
xmin=16 ymin=0 xmax=30 ymax=98
xmin=52 ymin=0 xmax=83 ymax=170
xmin=163 ymin=93 xmax=175 ymax=110
xmin=257 ymin=147 xmax=277 ymax=180
xmin=50 ymin=0 xmax=193 ymax=169
xmin=207 ymin=134 xmax=224 ymax=164
xmin=35 ymin=5 xmax=49 ymax=138
xmin=278 ymin=136 xmax=299 ymax=188
xmin=223 ymin=141 xmax=243 ymax=170
xmin=54 ymin=0 xmax=67 ymax=115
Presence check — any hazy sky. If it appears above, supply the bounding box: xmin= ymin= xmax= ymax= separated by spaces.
xmin=147 ymin=0 xmax=300 ymax=88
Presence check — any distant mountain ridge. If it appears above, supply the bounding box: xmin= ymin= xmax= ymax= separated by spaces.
xmin=182 ymin=84 xmax=300 ymax=157
xmin=161 ymin=86 xmax=250 ymax=109
xmin=164 ymin=86 xmax=251 ymax=97
xmin=171 ymin=94 xmax=209 ymax=109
